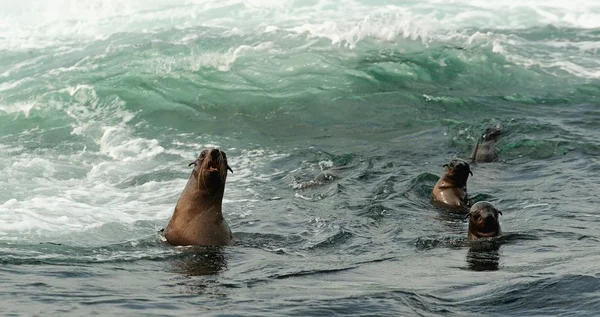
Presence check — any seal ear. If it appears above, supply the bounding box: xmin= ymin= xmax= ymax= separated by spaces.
xmin=443 ymin=164 xmax=448 ymax=168
xmin=188 ymin=160 xmax=197 ymax=167
xmin=227 ymin=165 xmax=233 ymax=173
xmin=469 ymin=170 xmax=473 ymax=176
xmin=497 ymin=210 xmax=502 ymax=216
xmin=465 ymin=211 xmax=472 ymax=219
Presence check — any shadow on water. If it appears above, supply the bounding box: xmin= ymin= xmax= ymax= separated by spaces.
xmin=415 ymin=235 xmax=502 ymax=271
xmin=416 ymin=233 xmax=540 ymax=272
xmin=465 ymin=233 xmax=540 ymax=272
xmin=156 ymin=229 xmax=228 ymax=277
xmin=466 ymin=239 xmax=501 ymax=272
xmin=167 ymin=246 xmax=228 ymax=276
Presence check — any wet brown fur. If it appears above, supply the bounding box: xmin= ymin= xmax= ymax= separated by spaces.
xmin=164 ymin=149 xmax=233 ymax=246
xmin=431 ymin=159 xmax=472 ymax=210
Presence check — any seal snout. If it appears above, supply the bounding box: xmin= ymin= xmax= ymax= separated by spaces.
xmin=474 ymin=209 xmax=497 ymax=231
xmin=482 ymin=125 xmax=502 ymax=141
xmin=207 ymin=149 xmax=222 ymax=172
xmin=444 ymin=159 xmax=473 ymax=178
xmin=195 ymin=148 xmax=233 ymax=175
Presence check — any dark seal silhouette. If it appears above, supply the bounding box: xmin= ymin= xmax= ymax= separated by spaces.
xmin=469 ymin=125 xmax=502 ymax=163
xmin=467 ymin=201 xmax=502 ymax=240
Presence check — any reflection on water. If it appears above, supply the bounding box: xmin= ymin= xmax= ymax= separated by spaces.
xmin=466 ymin=240 xmax=501 ymax=272
xmin=169 ymin=246 xmax=228 ymax=276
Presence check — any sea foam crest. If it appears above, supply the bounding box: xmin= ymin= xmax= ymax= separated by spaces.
xmin=2 ymin=0 xmax=600 ymax=50
xmin=99 ymin=127 xmax=165 ymax=162
xmin=0 ymin=101 xmax=37 ymax=117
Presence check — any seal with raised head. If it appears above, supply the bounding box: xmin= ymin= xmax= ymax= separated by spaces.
xmin=164 ymin=148 xmax=234 ymax=246
xmin=467 ymin=201 xmax=502 ymax=240
xmin=431 ymin=159 xmax=472 ymax=209
xmin=469 ymin=125 xmax=502 ymax=163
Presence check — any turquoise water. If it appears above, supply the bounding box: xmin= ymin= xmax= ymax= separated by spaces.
xmin=2 ymin=0 xmax=600 ymax=315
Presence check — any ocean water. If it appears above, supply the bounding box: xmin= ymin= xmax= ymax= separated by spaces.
xmin=1 ymin=0 xmax=600 ymax=315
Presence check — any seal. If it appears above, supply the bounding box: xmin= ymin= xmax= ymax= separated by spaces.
xmin=467 ymin=201 xmax=502 ymax=240
xmin=431 ymin=159 xmax=472 ymax=209
xmin=164 ymin=148 xmax=234 ymax=246
xmin=469 ymin=124 xmax=502 ymax=163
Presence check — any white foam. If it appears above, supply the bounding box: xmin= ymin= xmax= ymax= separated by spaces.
xmin=1 ymin=0 xmax=599 ymax=78
xmin=0 ymin=101 xmax=37 ymax=117
xmin=1 ymin=0 xmax=598 ymax=50
xmin=0 ymin=77 xmax=34 ymax=92
xmin=319 ymin=160 xmax=334 ymax=170
xmin=58 ymin=85 xmax=136 ymax=139
xmin=190 ymin=42 xmax=275 ymax=72
xmin=46 ymin=56 xmax=99 ymax=76
xmin=98 ymin=127 xmax=165 ymax=162
xmin=0 ymin=141 xmax=285 ymax=242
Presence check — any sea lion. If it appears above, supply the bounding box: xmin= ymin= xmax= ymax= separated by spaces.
xmin=164 ymin=148 xmax=234 ymax=246
xmin=431 ymin=159 xmax=472 ymax=209
xmin=467 ymin=201 xmax=502 ymax=240
xmin=469 ymin=124 xmax=502 ymax=163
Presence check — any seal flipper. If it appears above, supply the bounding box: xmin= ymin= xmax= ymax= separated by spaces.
xmin=469 ymin=124 xmax=503 ymax=163
xmin=469 ymin=138 xmax=481 ymax=163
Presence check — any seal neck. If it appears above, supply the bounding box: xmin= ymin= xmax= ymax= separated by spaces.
xmin=440 ymin=176 xmax=468 ymax=188
xmin=179 ymin=173 xmax=226 ymax=215
xmin=468 ymin=228 xmax=500 ymax=239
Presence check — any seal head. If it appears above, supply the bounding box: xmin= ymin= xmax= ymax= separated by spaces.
xmin=164 ymin=148 xmax=234 ymax=246
xmin=467 ymin=201 xmax=502 ymax=240
xmin=188 ymin=148 xmax=233 ymax=195
xmin=442 ymin=159 xmax=472 ymax=186
xmin=469 ymin=125 xmax=502 ymax=163
xmin=431 ymin=159 xmax=473 ymax=209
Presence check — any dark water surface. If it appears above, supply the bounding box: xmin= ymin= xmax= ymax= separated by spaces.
xmin=1 ymin=0 xmax=600 ymax=316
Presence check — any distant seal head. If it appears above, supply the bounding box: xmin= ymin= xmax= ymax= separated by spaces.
xmin=467 ymin=201 xmax=502 ymax=240
xmin=431 ymin=159 xmax=472 ymax=209
xmin=469 ymin=124 xmax=502 ymax=163
xmin=164 ymin=148 xmax=234 ymax=246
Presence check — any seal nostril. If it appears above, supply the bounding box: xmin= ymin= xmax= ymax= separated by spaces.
xmin=210 ymin=149 xmax=221 ymax=160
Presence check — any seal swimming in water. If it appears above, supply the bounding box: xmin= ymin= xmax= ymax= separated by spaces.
xmin=431 ymin=158 xmax=472 ymax=210
xmin=469 ymin=124 xmax=502 ymax=163
xmin=467 ymin=201 xmax=502 ymax=240
xmin=164 ymin=148 xmax=234 ymax=246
